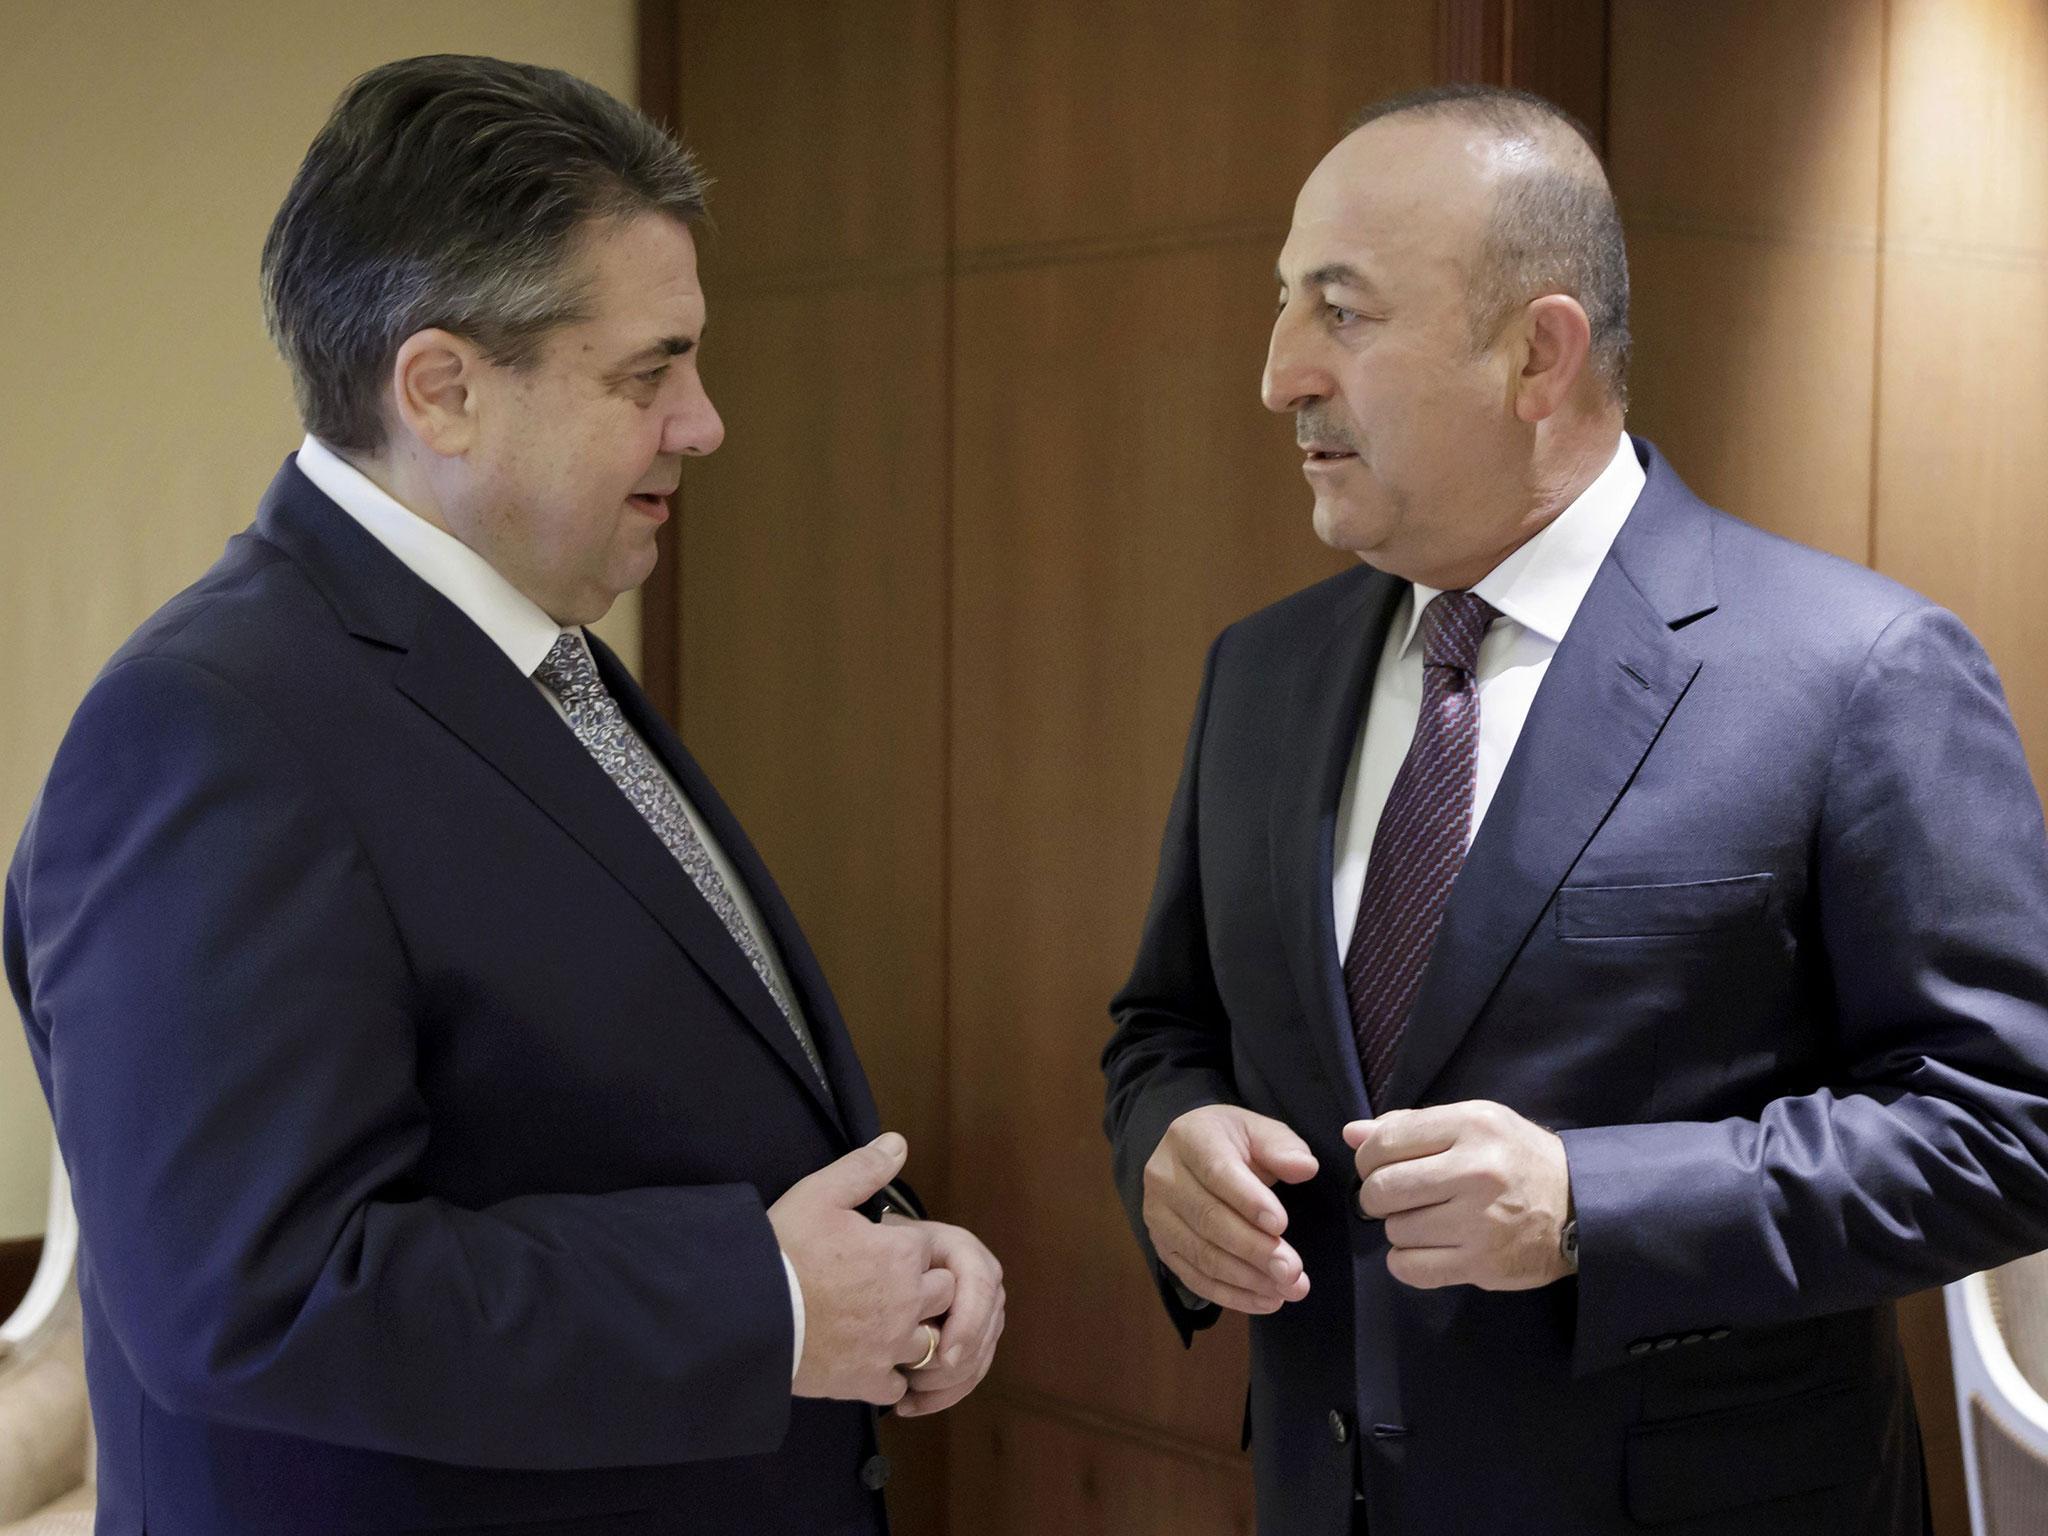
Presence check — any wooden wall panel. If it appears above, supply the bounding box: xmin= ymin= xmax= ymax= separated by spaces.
xmin=1608 ymin=0 xmax=1884 ymax=237
xmin=1610 ymin=5 xmax=2048 ymax=1531
xmin=946 ymin=0 xmax=1434 ymax=1512
xmin=676 ymin=276 xmax=954 ymax=1532
xmin=1621 ymin=232 xmax=1877 ymax=559
xmin=656 ymin=3 xmax=2048 ymax=1531
xmin=1507 ymin=0 xmax=1611 ymax=148
xmin=1438 ymin=0 xmax=1610 ymax=148
xmin=679 ymin=281 xmax=951 ymax=1174
xmin=678 ymin=0 xmax=949 ymax=276
xmin=954 ymin=0 xmax=1435 ymax=253
xmin=1877 ymin=14 xmax=2048 ymax=1524
xmin=1875 ymin=257 xmax=2048 ymax=770
xmin=637 ymin=0 xmax=682 ymax=720
xmin=948 ymin=1393 xmax=1257 ymax=1536
xmin=948 ymin=243 xmax=1349 ymax=1446
xmin=1608 ymin=0 xmax=1882 ymax=561
xmin=1877 ymin=0 xmax=2048 ymax=782
xmin=667 ymin=5 xmax=953 ymax=1528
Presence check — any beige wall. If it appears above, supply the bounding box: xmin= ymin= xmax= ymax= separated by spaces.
xmin=0 ymin=0 xmax=640 ymax=1239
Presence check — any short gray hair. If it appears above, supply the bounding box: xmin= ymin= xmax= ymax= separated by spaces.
xmin=1350 ymin=85 xmax=1631 ymax=403
xmin=261 ymin=54 xmax=710 ymax=451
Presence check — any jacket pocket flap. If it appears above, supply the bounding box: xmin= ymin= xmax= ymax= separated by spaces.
xmin=1625 ymin=1382 xmax=1874 ymax=1526
xmin=1555 ymin=873 xmax=1774 ymax=939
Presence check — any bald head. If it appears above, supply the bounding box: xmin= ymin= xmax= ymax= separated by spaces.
xmin=1345 ymin=86 xmax=1631 ymax=402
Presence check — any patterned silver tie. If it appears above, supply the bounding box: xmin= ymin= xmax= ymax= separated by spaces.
xmin=534 ymin=632 xmax=829 ymax=1090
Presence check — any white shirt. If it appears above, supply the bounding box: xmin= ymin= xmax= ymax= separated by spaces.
xmin=295 ymin=435 xmax=811 ymax=1380
xmin=1331 ymin=435 xmax=1646 ymax=946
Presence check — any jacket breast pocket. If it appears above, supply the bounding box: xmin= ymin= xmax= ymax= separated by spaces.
xmin=1554 ymin=873 xmax=1774 ymax=941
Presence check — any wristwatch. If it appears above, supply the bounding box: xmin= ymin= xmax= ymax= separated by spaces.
xmin=1559 ymin=1184 xmax=1580 ymax=1274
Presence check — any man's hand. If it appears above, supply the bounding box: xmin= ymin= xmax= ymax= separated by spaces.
xmin=767 ymin=1133 xmax=953 ymax=1405
xmin=881 ymin=1216 xmax=1005 ymax=1418
xmin=1142 ymin=1104 xmax=1320 ymax=1314
xmin=1346 ymin=1102 xmax=1572 ymax=1291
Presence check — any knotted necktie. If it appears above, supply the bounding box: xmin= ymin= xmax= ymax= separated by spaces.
xmin=1344 ymin=590 xmax=1497 ymax=1105
xmin=534 ymin=633 xmax=830 ymax=1091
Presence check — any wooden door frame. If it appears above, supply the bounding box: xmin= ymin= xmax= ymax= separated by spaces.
xmin=1436 ymin=0 xmax=1611 ymax=152
xmin=637 ymin=0 xmax=684 ymax=724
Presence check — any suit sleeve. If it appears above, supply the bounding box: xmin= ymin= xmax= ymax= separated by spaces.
xmin=1559 ymin=605 xmax=2048 ymax=1374
xmin=8 ymin=654 xmax=794 ymax=1468
xmin=1102 ymin=634 xmax=1242 ymax=1339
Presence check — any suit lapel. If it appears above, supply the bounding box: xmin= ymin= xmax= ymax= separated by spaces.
xmin=592 ymin=636 xmax=872 ymax=1140
xmin=1378 ymin=441 xmax=1715 ymax=1109
xmin=255 ymin=459 xmax=849 ymax=1132
xmin=391 ymin=606 xmax=847 ymax=1130
xmin=1270 ymin=569 xmax=1406 ymax=1123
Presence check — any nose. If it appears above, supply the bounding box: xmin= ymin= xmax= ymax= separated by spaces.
xmin=664 ymin=369 xmax=725 ymax=457
xmin=1261 ymin=305 xmax=1330 ymax=416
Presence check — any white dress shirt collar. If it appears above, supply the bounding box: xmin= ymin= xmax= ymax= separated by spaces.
xmin=1395 ymin=433 xmax=1647 ymax=654
xmin=295 ymin=434 xmax=569 ymax=677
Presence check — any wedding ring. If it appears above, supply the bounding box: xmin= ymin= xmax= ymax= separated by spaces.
xmin=911 ymin=1323 xmax=940 ymax=1372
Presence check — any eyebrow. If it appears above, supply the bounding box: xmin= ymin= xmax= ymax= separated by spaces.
xmin=618 ymin=335 xmax=698 ymax=368
xmin=1277 ymin=263 xmax=1383 ymax=297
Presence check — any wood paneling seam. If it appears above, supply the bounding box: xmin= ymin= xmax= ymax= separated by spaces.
xmin=955 ymin=218 xmax=1286 ymax=276
xmin=635 ymin=0 xmax=684 ymax=722
xmin=1877 ymin=236 xmax=2048 ymax=277
xmin=718 ymin=258 xmax=949 ymax=298
xmin=715 ymin=221 xmax=1290 ymax=299
xmin=980 ymin=1382 xmax=1251 ymax=1475
xmin=1626 ymin=210 xmax=1880 ymax=257
xmin=936 ymin=0 xmax=957 ymax=1409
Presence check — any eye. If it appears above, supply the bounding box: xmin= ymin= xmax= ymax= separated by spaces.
xmin=637 ymin=365 xmax=671 ymax=386
xmin=1326 ymin=304 xmax=1361 ymax=325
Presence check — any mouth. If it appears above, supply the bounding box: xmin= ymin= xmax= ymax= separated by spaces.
xmin=1301 ymin=448 xmax=1357 ymax=465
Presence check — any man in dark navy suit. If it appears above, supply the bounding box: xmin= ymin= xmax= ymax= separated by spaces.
xmin=5 ymin=54 xmax=1000 ymax=1535
xmin=1103 ymin=85 xmax=2048 ymax=1534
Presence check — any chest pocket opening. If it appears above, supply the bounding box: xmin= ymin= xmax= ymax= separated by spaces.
xmin=1555 ymin=873 xmax=1774 ymax=940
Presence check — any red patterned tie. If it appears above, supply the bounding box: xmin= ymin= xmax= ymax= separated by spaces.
xmin=1345 ymin=590 xmax=1498 ymax=1105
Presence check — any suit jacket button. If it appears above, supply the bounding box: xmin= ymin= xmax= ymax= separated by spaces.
xmin=1680 ymin=1332 xmax=1705 ymax=1346
xmin=1328 ymin=1409 xmax=1353 ymax=1445
xmin=1708 ymin=1327 xmax=1731 ymax=1341
xmin=860 ymin=1454 xmax=891 ymax=1491
xmin=1627 ymin=1340 xmax=1653 ymax=1357
xmin=1654 ymin=1336 xmax=1678 ymax=1350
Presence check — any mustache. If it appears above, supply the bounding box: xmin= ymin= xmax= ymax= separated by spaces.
xmin=1294 ymin=410 xmax=1358 ymax=452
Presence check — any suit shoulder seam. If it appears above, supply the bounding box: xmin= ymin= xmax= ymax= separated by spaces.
xmin=1814 ymin=605 xmax=1937 ymax=837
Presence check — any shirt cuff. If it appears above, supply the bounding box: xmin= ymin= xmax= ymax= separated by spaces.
xmin=781 ymin=1248 xmax=805 ymax=1384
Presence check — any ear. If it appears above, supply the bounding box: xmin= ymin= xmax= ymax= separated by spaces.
xmin=389 ymin=328 xmax=481 ymax=457
xmin=1512 ymin=295 xmax=1594 ymax=424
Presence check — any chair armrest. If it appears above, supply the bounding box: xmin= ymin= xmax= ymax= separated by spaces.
xmin=0 ymin=1306 xmax=89 ymax=1524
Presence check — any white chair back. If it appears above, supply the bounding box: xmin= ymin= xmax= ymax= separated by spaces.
xmin=1949 ymin=1255 xmax=2048 ymax=1534
xmin=0 ymin=1146 xmax=74 ymax=1351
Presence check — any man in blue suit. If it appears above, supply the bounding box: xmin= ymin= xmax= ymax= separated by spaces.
xmin=5 ymin=55 xmax=1000 ymax=1535
xmin=1103 ymin=85 xmax=2048 ymax=1535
